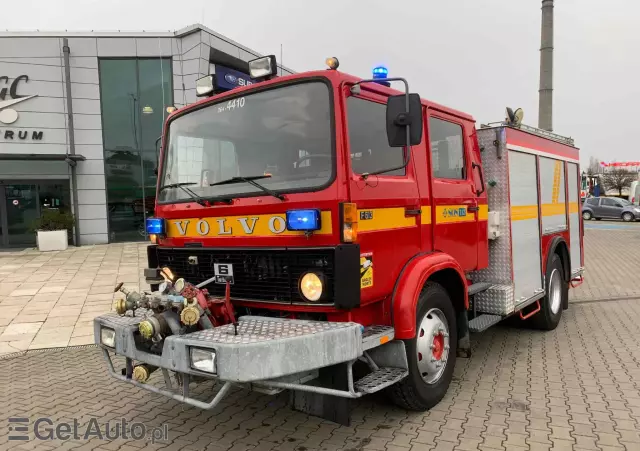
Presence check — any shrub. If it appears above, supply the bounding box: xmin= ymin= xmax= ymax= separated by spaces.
xmin=32 ymin=209 xmax=75 ymax=232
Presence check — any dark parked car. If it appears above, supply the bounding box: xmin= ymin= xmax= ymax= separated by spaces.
xmin=582 ymin=197 xmax=640 ymax=222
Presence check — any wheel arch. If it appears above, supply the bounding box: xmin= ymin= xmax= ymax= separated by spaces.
xmin=545 ymin=236 xmax=570 ymax=310
xmin=391 ymin=251 xmax=468 ymax=340
xmin=546 ymin=236 xmax=570 ymax=282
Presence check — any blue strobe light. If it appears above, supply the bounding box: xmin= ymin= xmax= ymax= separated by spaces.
xmin=146 ymin=217 xmax=165 ymax=235
xmin=286 ymin=209 xmax=321 ymax=232
xmin=372 ymin=66 xmax=388 ymax=79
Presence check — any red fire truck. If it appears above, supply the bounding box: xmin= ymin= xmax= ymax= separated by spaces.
xmin=95 ymin=56 xmax=584 ymax=424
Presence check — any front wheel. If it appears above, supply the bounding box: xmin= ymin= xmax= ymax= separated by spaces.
xmin=582 ymin=211 xmax=592 ymax=220
xmin=622 ymin=212 xmax=634 ymax=222
xmin=387 ymin=282 xmax=457 ymax=411
xmin=532 ymin=253 xmax=567 ymax=330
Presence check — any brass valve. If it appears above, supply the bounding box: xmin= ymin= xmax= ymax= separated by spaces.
xmin=113 ymin=298 xmax=128 ymax=315
xmin=132 ymin=364 xmax=157 ymax=383
xmin=138 ymin=320 xmax=156 ymax=339
xmin=180 ymin=305 xmax=201 ymax=326
xmin=113 ymin=282 xmax=143 ymax=315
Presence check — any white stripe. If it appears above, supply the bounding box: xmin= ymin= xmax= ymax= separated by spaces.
xmin=507 ymin=144 xmax=579 ymax=163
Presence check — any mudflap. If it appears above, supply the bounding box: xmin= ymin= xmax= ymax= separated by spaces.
xmin=456 ymin=310 xmax=471 ymax=358
xmin=290 ymin=362 xmax=352 ymax=426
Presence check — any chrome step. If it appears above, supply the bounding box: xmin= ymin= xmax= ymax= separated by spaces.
xmin=469 ymin=314 xmax=503 ymax=333
xmin=361 ymin=325 xmax=395 ymax=351
xmin=354 ymin=367 xmax=408 ymax=394
xmin=468 ymin=282 xmax=493 ymax=296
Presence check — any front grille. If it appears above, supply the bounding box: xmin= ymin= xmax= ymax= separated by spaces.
xmin=156 ymin=248 xmax=335 ymax=303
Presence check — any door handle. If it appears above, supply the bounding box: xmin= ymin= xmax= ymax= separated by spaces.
xmin=405 ymin=208 xmax=421 ymax=216
xmin=467 ymin=206 xmax=479 ymax=212
xmin=472 ymin=162 xmax=485 ymax=196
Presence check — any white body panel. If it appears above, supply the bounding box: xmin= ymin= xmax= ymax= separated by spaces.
xmin=539 ymin=156 xmax=567 ymax=234
xmin=567 ymin=163 xmax=582 ymax=275
xmin=508 ymin=151 xmax=544 ymax=305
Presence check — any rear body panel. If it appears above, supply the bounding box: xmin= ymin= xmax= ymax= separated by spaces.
xmin=471 ymin=126 xmax=582 ymax=315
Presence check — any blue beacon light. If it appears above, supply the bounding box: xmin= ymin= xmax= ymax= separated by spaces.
xmin=145 ymin=217 xmax=164 ymax=235
xmin=372 ymin=66 xmax=390 ymax=87
xmin=286 ymin=209 xmax=321 ymax=232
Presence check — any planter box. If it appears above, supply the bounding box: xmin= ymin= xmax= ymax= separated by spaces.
xmin=36 ymin=230 xmax=68 ymax=252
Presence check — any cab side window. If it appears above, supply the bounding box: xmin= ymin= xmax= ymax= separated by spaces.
xmin=429 ymin=117 xmax=465 ymax=179
xmin=347 ymin=97 xmax=405 ymax=176
xmin=601 ymin=198 xmax=616 ymax=207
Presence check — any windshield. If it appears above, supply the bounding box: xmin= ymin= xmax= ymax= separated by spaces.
xmin=159 ymin=81 xmax=333 ymax=203
xmin=619 ymin=198 xmax=631 ymax=206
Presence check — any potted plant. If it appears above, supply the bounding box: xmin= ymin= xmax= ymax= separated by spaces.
xmin=32 ymin=210 xmax=74 ymax=251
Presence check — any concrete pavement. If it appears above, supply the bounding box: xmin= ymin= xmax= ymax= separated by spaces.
xmin=0 ymin=226 xmax=638 ymax=355
xmin=1 ymin=299 xmax=639 ymax=450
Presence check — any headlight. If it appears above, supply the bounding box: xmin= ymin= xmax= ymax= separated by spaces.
xmin=634 ymin=207 xmax=640 ymax=213
xmin=299 ymin=272 xmax=324 ymax=302
xmin=190 ymin=348 xmax=217 ymax=373
xmin=100 ymin=327 xmax=115 ymax=348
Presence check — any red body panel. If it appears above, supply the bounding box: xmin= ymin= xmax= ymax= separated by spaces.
xmin=391 ymin=252 xmax=467 ymax=339
xmin=506 ymin=128 xmax=579 ymax=162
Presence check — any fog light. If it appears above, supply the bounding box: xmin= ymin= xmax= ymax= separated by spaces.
xmin=190 ymin=348 xmax=216 ymax=373
xmin=101 ymin=327 xmax=115 ymax=347
xmin=299 ymin=272 xmax=324 ymax=302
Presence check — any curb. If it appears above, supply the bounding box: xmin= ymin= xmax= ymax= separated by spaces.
xmin=0 ymin=344 xmax=98 ymax=361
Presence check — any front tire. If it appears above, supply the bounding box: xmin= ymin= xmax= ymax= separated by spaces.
xmin=582 ymin=211 xmax=592 ymax=220
xmin=622 ymin=212 xmax=634 ymax=222
xmin=532 ymin=253 xmax=567 ymax=330
xmin=388 ymin=282 xmax=457 ymax=411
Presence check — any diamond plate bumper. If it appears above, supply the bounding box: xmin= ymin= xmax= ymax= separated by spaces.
xmin=94 ymin=313 xmax=363 ymax=383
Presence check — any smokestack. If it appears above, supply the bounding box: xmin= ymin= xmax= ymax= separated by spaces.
xmin=538 ymin=0 xmax=554 ymax=131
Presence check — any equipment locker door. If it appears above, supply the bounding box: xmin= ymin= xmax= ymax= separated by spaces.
xmin=427 ymin=114 xmax=479 ymax=271
xmin=508 ymin=151 xmax=544 ymax=304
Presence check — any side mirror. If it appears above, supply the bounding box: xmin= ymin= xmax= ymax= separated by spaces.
xmin=386 ymin=94 xmax=423 ymax=147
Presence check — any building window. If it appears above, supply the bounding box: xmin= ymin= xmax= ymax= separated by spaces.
xmin=347 ymin=97 xmax=405 ymax=176
xmin=429 ymin=117 xmax=465 ymax=179
xmin=99 ymin=58 xmax=172 ymax=243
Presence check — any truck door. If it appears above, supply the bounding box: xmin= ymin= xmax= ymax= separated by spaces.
xmin=345 ymin=91 xmax=422 ymax=304
xmin=427 ymin=113 xmax=479 ymax=271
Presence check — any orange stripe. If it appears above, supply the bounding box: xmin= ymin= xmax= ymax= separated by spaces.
xmin=511 ymin=205 xmax=538 ymax=221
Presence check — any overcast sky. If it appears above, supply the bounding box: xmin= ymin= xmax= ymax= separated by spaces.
xmin=3 ymin=0 xmax=637 ymax=165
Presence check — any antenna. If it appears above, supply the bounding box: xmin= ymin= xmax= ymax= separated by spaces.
xmin=280 ymin=44 xmax=283 ymax=76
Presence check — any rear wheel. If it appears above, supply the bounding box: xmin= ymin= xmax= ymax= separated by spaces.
xmin=622 ymin=212 xmax=634 ymax=222
xmin=532 ymin=253 xmax=566 ymax=330
xmin=388 ymin=282 xmax=457 ymax=411
xmin=582 ymin=211 xmax=592 ymax=220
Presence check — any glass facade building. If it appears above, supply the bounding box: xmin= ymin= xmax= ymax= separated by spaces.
xmin=0 ymin=25 xmax=293 ymax=247
xmin=99 ymin=58 xmax=172 ymax=242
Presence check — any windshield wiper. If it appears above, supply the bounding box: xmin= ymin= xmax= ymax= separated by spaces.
xmin=159 ymin=182 xmax=207 ymax=206
xmin=210 ymin=175 xmax=285 ymax=201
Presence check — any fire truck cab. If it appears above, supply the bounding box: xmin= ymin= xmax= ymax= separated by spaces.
xmin=94 ymin=56 xmax=584 ymax=424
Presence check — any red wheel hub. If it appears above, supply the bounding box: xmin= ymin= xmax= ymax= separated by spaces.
xmin=432 ymin=333 xmax=444 ymax=360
